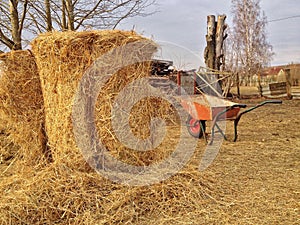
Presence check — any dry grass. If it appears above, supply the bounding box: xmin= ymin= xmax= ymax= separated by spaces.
xmin=231 ymin=86 xmax=260 ymax=96
xmin=1 ymin=98 xmax=299 ymax=224
xmin=0 ymin=146 xmax=222 ymax=224
xmin=206 ymin=99 xmax=300 ymax=224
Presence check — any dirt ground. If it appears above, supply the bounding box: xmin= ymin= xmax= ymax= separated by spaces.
xmin=0 ymin=98 xmax=299 ymax=224
xmin=199 ymin=98 xmax=300 ymax=224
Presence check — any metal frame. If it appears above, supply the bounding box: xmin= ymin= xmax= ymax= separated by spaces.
xmin=209 ymin=100 xmax=282 ymax=144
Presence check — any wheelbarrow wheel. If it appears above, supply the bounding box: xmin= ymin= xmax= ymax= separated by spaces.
xmin=186 ymin=115 xmax=206 ymax=138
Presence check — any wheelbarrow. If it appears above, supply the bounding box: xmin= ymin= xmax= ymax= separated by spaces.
xmin=175 ymin=95 xmax=282 ymax=144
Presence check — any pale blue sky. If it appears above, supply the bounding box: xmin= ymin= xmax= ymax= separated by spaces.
xmin=118 ymin=0 xmax=300 ymax=69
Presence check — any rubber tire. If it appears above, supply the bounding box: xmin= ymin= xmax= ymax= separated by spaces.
xmin=186 ymin=115 xmax=206 ymax=138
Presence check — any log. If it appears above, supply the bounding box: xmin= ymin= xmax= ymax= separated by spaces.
xmin=204 ymin=15 xmax=216 ymax=70
xmin=215 ymin=15 xmax=227 ymax=71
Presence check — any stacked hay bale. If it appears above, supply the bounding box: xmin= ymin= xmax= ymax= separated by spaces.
xmin=0 ymin=50 xmax=48 ymax=165
xmin=0 ymin=31 xmax=225 ymax=224
xmin=31 ymin=30 xmax=176 ymax=169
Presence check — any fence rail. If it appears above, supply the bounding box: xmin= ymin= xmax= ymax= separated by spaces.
xmin=261 ymin=82 xmax=300 ymax=99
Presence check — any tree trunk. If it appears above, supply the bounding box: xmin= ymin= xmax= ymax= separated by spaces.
xmin=9 ymin=0 xmax=22 ymax=50
xmin=236 ymin=72 xmax=241 ymax=98
xmin=215 ymin=15 xmax=227 ymax=90
xmin=215 ymin=15 xmax=227 ymax=71
xmin=61 ymin=0 xmax=67 ymax=30
xmin=65 ymin=0 xmax=75 ymax=30
xmin=203 ymin=15 xmax=228 ymax=96
xmin=204 ymin=15 xmax=216 ymax=70
xmin=45 ymin=0 xmax=53 ymax=31
xmin=258 ymin=72 xmax=262 ymax=97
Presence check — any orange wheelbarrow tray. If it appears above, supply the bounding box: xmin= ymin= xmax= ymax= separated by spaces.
xmin=175 ymin=95 xmax=282 ymax=143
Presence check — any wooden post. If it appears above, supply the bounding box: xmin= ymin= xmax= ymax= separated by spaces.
xmin=285 ymin=68 xmax=292 ymax=99
xmin=204 ymin=15 xmax=216 ymax=70
xmin=215 ymin=15 xmax=227 ymax=71
xmin=215 ymin=15 xmax=227 ymax=91
xmin=203 ymin=15 xmax=227 ymax=96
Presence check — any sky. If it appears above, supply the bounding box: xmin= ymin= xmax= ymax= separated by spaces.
xmin=117 ymin=0 xmax=300 ymax=70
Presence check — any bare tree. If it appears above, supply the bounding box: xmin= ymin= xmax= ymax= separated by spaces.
xmin=228 ymin=0 xmax=274 ymax=85
xmin=0 ymin=0 xmax=156 ymax=51
xmin=27 ymin=0 xmax=156 ymax=32
xmin=0 ymin=0 xmax=28 ymax=50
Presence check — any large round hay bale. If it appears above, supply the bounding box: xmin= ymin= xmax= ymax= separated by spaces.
xmin=0 ymin=32 xmax=223 ymax=223
xmin=31 ymin=30 xmax=171 ymax=169
xmin=0 ymin=50 xmax=48 ymax=165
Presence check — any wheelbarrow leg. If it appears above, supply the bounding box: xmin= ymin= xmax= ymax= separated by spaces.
xmin=209 ymin=104 xmax=247 ymax=145
xmin=200 ymin=121 xmax=208 ymax=143
xmin=209 ymin=117 xmax=227 ymax=145
xmin=233 ymin=116 xmax=242 ymax=142
xmin=215 ymin=123 xmax=227 ymax=141
xmin=232 ymin=100 xmax=282 ymax=142
xmin=209 ymin=117 xmax=217 ymax=145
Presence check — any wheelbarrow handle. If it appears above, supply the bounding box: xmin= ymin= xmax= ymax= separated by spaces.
xmin=264 ymin=100 xmax=283 ymax=104
xmin=230 ymin=104 xmax=247 ymax=109
xmin=236 ymin=100 xmax=282 ymax=117
xmin=209 ymin=99 xmax=283 ymax=144
xmin=231 ymin=99 xmax=282 ymax=142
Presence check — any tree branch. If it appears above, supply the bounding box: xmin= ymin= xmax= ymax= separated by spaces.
xmin=0 ymin=28 xmax=15 ymax=49
xmin=28 ymin=12 xmax=45 ymax=34
xmin=75 ymin=0 xmax=104 ymax=30
xmin=18 ymin=0 xmax=28 ymax=36
xmin=112 ymin=1 xmax=138 ymax=29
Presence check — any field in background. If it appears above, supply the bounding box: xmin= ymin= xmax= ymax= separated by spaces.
xmin=230 ymin=85 xmax=300 ymax=99
xmin=230 ymin=86 xmax=260 ymax=96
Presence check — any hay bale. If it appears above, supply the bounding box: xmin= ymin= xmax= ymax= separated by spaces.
xmin=0 ymin=31 xmax=226 ymax=225
xmin=31 ymin=30 xmax=169 ymax=169
xmin=0 ymin=50 xmax=49 ymax=165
